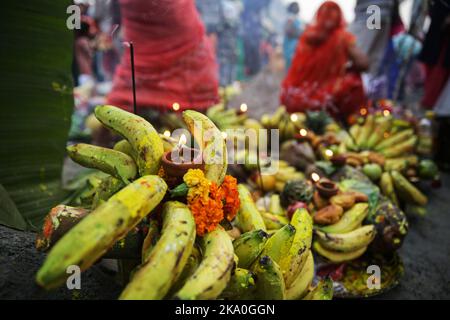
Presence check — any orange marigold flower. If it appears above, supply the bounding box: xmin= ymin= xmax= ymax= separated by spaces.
xmin=189 ymin=182 xmax=224 ymax=236
xmin=220 ymin=175 xmax=240 ymax=221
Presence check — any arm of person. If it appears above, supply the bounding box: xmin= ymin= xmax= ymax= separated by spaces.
xmin=348 ymin=44 xmax=370 ymax=72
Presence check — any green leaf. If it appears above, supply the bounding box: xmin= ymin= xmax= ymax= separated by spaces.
xmin=0 ymin=1 xmax=74 ymax=230
xmin=0 ymin=184 xmax=27 ymax=230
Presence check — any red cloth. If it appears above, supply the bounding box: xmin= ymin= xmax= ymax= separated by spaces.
xmin=281 ymin=1 xmax=365 ymax=118
xmin=107 ymin=0 xmax=219 ymax=112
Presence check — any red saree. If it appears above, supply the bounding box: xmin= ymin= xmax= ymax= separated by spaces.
xmin=281 ymin=1 xmax=365 ymax=118
xmin=107 ymin=0 xmax=219 ymax=112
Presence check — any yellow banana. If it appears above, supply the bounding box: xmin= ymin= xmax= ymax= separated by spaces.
xmin=286 ymin=250 xmax=314 ymax=300
xmin=36 ymin=176 xmax=167 ymax=289
xmin=313 ymin=241 xmax=367 ymax=263
xmin=236 ymin=184 xmax=266 ymax=232
xmin=120 ymin=201 xmax=196 ymax=300
xmin=174 ymin=227 xmax=234 ymax=300
xmin=315 ymin=225 xmax=376 ymax=252
xmin=95 ymin=105 xmax=164 ymax=176
xmin=182 ymin=110 xmax=227 ymax=184
xmin=67 ymin=143 xmax=137 ymax=184
xmin=319 ymin=203 xmax=369 ymax=234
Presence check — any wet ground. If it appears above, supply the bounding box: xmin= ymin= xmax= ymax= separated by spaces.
xmin=0 ymin=174 xmax=449 ymax=300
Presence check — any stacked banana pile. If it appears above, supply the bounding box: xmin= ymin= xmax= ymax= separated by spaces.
xmin=35 ymin=105 xmax=330 ymax=300
xmin=230 ymin=185 xmax=329 ymax=300
xmin=260 ymin=106 xmax=306 ymax=141
xmin=206 ymin=104 xmax=248 ymax=130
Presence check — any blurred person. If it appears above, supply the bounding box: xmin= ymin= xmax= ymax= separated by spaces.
xmin=241 ymin=0 xmax=271 ymax=76
xmin=419 ymin=0 xmax=450 ymax=109
xmin=73 ymin=2 xmax=98 ymax=87
xmin=349 ymin=0 xmax=396 ymax=75
xmin=197 ymin=0 xmax=242 ymax=86
xmin=283 ymin=2 xmax=303 ymax=70
xmin=281 ymin=1 xmax=369 ymax=120
xmin=107 ymin=0 xmax=219 ymax=112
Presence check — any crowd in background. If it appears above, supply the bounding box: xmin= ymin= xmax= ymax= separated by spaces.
xmin=71 ymin=0 xmax=450 ymax=166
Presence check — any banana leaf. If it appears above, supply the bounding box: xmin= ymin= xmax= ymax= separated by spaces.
xmin=0 ymin=0 xmax=74 ymax=230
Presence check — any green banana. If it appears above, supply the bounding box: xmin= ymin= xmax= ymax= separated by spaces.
xmin=366 ymin=117 xmax=391 ymax=149
xmin=315 ymin=225 xmax=376 ymax=252
xmin=252 ymin=255 xmax=286 ymax=300
xmin=120 ymin=201 xmax=196 ymax=300
xmin=36 ymin=176 xmax=167 ymax=289
xmin=67 ymin=143 xmax=137 ymax=184
xmin=313 ymin=241 xmax=367 ymax=263
xmin=91 ymin=175 xmax=125 ymax=208
xmin=182 ymin=110 xmax=227 ymax=184
xmin=319 ymin=203 xmax=369 ymax=234
xmin=141 ymin=218 xmax=160 ymax=263
xmin=114 ymin=139 xmax=137 ymax=160
xmin=261 ymin=212 xmax=289 ymax=230
xmin=303 ymin=278 xmax=333 ymax=300
xmin=220 ymin=268 xmax=256 ymax=300
xmin=261 ymin=224 xmax=296 ymax=265
xmin=233 ymin=230 xmax=269 ymax=269
xmin=236 ymin=184 xmax=266 ymax=232
xmin=286 ymin=250 xmax=314 ymax=300
xmin=95 ymin=105 xmax=164 ymax=176
xmin=175 ymin=227 xmax=234 ymax=300
xmin=279 ymin=209 xmax=313 ymax=288
xmin=391 ymin=170 xmax=428 ymax=206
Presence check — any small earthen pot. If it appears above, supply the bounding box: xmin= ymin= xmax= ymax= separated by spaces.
xmin=161 ymin=147 xmax=204 ymax=179
xmin=316 ymin=179 xmax=339 ymax=199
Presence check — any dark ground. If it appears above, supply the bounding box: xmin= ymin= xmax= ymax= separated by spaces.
xmin=1 ymin=175 xmax=449 ymax=300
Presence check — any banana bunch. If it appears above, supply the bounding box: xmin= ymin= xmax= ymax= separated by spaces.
xmin=344 ymin=114 xmax=418 ymax=158
xmin=225 ymin=208 xmax=320 ymax=300
xmin=260 ymin=106 xmax=306 ymax=141
xmin=313 ymin=203 xmax=375 ymax=263
xmin=206 ymin=104 xmax=248 ymax=130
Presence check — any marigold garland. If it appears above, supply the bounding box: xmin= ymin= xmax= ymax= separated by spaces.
xmin=183 ymin=169 xmax=240 ymax=236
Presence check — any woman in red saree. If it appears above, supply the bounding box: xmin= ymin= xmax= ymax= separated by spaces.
xmin=281 ymin=1 xmax=369 ymax=119
xmin=107 ymin=0 xmax=219 ymax=112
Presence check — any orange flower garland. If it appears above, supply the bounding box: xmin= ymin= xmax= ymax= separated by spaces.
xmin=183 ymin=169 xmax=240 ymax=236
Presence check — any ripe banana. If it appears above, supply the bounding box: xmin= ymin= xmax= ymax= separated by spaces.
xmin=36 ymin=176 xmax=167 ymax=289
xmin=313 ymin=241 xmax=367 ymax=263
xmin=319 ymin=203 xmax=369 ymax=234
xmin=374 ymin=129 xmax=414 ymax=151
xmin=168 ymin=245 xmax=202 ymax=297
xmin=315 ymin=225 xmax=376 ymax=252
xmin=67 ymin=143 xmax=137 ymax=184
xmin=261 ymin=224 xmax=296 ymax=265
xmin=233 ymin=229 xmax=269 ymax=269
xmin=236 ymin=184 xmax=266 ymax=232
xmin=261 ymin=212 xmax=289 ymax=230
xmin=182 ymin=110 xmax=227 ymax=184
xmin=303 ymin=278 xmax=333 ymax=300
xmin=220 ymin=268 xmax=256 ymax=300
xmin=95 ymin=105 xmax=164 ymax=176
xmin=391 ymin=170 xmax=428 ymax=206
xmin=252 ymin=255 xmax=286 ymax=300
xmin=120 ymin=202 xmax=196 ymax=300
xmin=285 ymin=250 xmax=314 ymax=300
xmin=174 ymin=227 xmax=234 ymax=300
xmin=279 ymin=208 xmax=313 ymax=287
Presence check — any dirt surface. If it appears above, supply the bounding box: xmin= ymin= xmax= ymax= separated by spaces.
xmin=1 ymin=174 xmax=449 ymax=300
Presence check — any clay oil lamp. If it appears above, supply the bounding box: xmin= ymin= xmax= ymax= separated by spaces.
xmin=161 ymin=134 xmax=204 ymax=180
xmin=316 ymin=178 xmax=339 ymax=199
